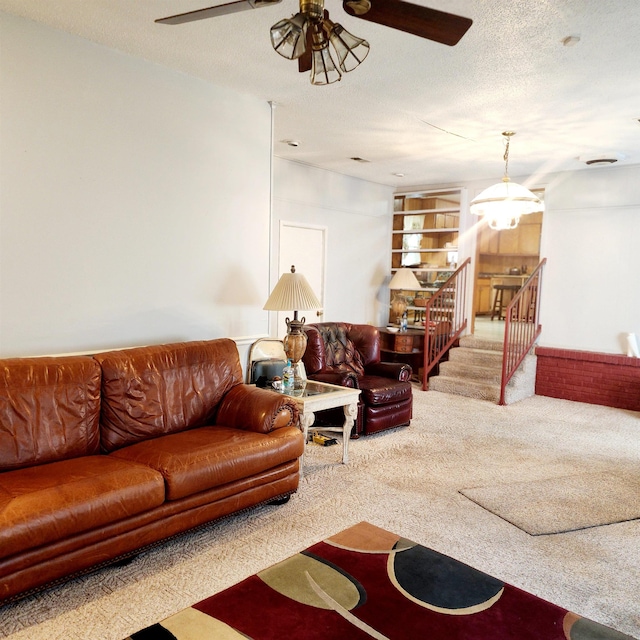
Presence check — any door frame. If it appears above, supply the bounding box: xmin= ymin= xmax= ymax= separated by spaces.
xmin=269 ymin=221 xmax=327 ymax=338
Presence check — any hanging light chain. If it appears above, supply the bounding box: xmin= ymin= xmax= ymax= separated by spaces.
xmin=502 ymin=131 xmax=515 ymax=182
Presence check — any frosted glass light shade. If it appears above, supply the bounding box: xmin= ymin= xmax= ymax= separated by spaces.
xmin=389 ymin=268 xmax=422 ymax=290
xmin=309 ymin=24 xmax=341 ymax=86
xmin=470 ymin=180 xmax=544 ymax=230
xmin=270 ymin=13 xmax=308 ymax=60
xmin=311 ymin=43 xmax=342 ymax=85
xmin=327 ymin=23 xmax=369 ymax=72
xmin=263 ymin=266 xmax=321 ymax=311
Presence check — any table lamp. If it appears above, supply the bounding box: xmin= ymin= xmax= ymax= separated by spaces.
xmin=263 ymin=265 xmax=322 ymax=385
xmin=389 ymin=268 xmax=422 ymax=327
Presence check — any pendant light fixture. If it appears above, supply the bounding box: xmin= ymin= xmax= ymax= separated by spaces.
xmin=470 ymin=132 xmax=544 ymax=230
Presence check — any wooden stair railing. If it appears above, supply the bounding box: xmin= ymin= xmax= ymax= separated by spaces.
xmin=499 ymin=258 xmax=547 ymax=405
xmin=422 ymin=258 xmax=471 ymax=390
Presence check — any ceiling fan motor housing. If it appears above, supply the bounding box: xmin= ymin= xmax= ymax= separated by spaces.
xmin=300 ymin=0 xmax=324 ymax=21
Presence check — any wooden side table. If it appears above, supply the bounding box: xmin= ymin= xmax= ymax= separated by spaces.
xmin=378 ymin=327 xmax=424 ymax=381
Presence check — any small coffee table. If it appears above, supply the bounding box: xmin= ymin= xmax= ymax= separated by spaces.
xmin=272 ymin=380 xmax=361 ymax=467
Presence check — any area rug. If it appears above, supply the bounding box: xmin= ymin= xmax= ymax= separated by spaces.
xmin=124 ymin=521 xmax=632 ymax=639
xmin=460 ymin=472 xmax=640 ymax=536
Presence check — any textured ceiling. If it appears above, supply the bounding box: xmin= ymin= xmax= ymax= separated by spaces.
xmin=2 ymin=0 xmax=640 ymax=187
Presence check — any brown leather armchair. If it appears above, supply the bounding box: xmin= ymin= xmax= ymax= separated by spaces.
xmin=302 ymin=322 xmax=413 ymax=436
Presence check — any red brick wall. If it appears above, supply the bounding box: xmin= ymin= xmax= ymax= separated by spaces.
xmin=535 ymin=347 xmax=640 ymax=411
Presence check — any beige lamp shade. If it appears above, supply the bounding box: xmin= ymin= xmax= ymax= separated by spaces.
xmin=263 ymin=265 xmax=322 ymax=312
xmin=263 ymin=266 xmax=321 ymax=377
xmin=389 ymin=268 xmax=422 ymax=290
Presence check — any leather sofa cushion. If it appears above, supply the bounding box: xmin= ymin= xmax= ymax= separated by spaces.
xmin=94 ymin=339 xmax=244 ymax=452
xmin=0 ymin=356 xmax=101 ymax=471
xmin=110 ymin=425 xmax=304 ymax=501
xmin=0 ymin=456 xmax=165 ymax=560
xmin=363 ymin=401 xmax=413 ymax=435
xmin=316 ymin=324 xmax=365 ymax=376
xmin=357 ymin=376 xmax=412 ymax=405
xmin=303 ymin=323 xmax=382 ymax=375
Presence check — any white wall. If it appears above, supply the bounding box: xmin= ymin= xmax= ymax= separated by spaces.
xmin=539 ymin=164 xmax=640 ymax=354
xmin=6 ymin=12 xmax=631 ymax=360
xmin=272 ymin=159 xmax=394 ymax=330
xmin=426 ymin=163 xmax=640 ymax=356
xmin=0 ymin=13 xmax=272 ymax=357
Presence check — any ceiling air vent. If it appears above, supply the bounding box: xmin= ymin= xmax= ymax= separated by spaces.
xmin=578 ymin=153 xmax=623 ymax=166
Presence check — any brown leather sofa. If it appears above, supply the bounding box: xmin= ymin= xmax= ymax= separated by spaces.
xmin=0 ymin=339 xmax=303 ymax=604
xmin=302 ymin=322 xmax=413 ymax=436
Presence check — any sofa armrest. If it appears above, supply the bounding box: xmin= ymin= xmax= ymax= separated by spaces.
xmin=308 ymin=372 xmax=359 ymax=388
xmin=365 ymin=361 xmax=412 ymax=382
xmin=217 ymin=384 xmax=299 ymax=434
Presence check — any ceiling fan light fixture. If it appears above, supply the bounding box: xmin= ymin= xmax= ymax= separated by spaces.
xmin=326 ymin=21 xmax=370 ymax=72
xmin=310 ymin=24 xmax=342 ymax=85
xmin=270 ymin=13 xmax=309 ymax=59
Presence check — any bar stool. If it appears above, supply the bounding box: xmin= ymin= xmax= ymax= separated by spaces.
xmin=491 ymin=284 xmax=520 ymax=321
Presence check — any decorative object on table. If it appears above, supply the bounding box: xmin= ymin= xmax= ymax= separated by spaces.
xmin=388 ymin=267 xmax=422 ymax=326
xmin=263 ymin=265 xmax=322 ymax=387
xmin=124 ymin=521 xmax=631 ymax=640
xmin=282 ymin=359 xmax=295 ymax=391
xmin=155 ymin=1 xmax=472 ymax=86
xmin=470 ymin=131 xmax=544 ymax=231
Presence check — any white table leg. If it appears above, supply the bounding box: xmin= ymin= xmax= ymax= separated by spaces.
xmin=299 ymin=410 xmax=315 ymax=475
xmin=342 ymin=402 xmax=358 ymax=464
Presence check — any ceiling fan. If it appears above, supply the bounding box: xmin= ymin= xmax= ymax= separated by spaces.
xmin=156 ymin=0 xmax=472 ymax=85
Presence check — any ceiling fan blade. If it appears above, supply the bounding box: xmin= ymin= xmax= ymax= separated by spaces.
xmin=156 ymin=0 xmax=282 ymax=25
xmin=298 ymin=27 xmax=314 ymax=73
xmin=342 ymin=0 xmax=472 ymax=46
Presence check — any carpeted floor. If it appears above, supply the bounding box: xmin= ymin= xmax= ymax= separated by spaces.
xmin=460 ymin=471 xmax=640 ymax=535
xmin=1 ymin=389 xmax=639 ymax=639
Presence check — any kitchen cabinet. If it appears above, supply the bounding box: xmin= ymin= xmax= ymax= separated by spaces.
xmin=474 ymin=200 xmax=543 ymax=317
xmin=474 ymin=277 xmax=493 ymax=315
xmin=476 ymin=210 xmax=543 ymax=278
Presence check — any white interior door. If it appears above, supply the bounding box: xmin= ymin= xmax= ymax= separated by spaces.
xmin=277 ymin=222 xmax=326 ymax=338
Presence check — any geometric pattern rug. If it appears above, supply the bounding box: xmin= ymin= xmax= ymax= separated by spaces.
xmin=460 ymin=472 xmax=640 ymax=536
xmin=125 ymin=521 xmax=633 ymax=639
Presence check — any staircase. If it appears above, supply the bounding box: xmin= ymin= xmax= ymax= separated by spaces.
xmin=429 ymin=334 xmax=537 ymax=404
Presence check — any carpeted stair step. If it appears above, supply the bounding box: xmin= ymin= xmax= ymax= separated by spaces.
xmin=458 ymin=335 xmax=504 ymax=352
xmin=448 ymin=346 xmax=503 ymax=370
xmin=429 ymin=333 xmax=537 ymax=404
xmin=438 ymin=359 xmax=502 ymax=384
xmin=430 ymin=375 xmax=501 ymax=402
